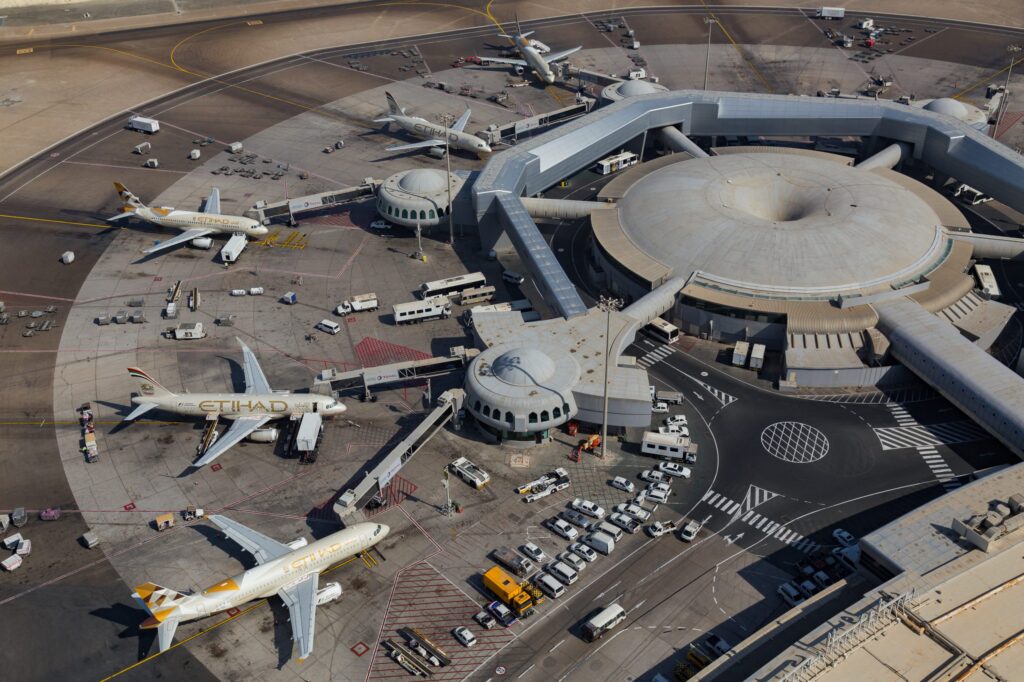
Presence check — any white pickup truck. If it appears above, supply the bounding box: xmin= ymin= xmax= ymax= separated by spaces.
xmin=336 ymin=292 xmax=379 ymax=315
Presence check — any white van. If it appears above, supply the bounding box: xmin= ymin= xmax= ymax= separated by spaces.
xmin=581 ymin=604 xmax=627 ymax=642
xmin=641 ymin=431 xmax=690 ymax=460
xmin=548 ymin=561 xmax=579 ymax=585
xmin=316 ymin=319 xmax=341 ymax=335
xmin=502 ymin=270 xmax=525 ymax=285
xmin=536 ymin=572 xmax=566 ymax=598
xmin=597 ymin=521 xmax=624 ymax=542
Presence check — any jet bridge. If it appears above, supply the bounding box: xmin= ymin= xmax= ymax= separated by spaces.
xmin=252 ymin=180 xmax=377 ymax=224
xmin=334 ymin=389 xmax=465 ymax=516
xmin=315 ymin=346 xmax=479 ymax=400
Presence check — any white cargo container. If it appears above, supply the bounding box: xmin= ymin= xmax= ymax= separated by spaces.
xmin=127 ymin=116 xmax=160 ymax=133
xmin=61 ymin=251 xmax=75 ymax=264
xmin=229 ymin=142 xmax=244 ymax=154
xmin=188 ymin=149 xmax=201 ymax=160
xmin=296 ymin=412 xmax=323 ymax=451
xmin=2 ymin=554 xmax=23 ymax=572
xmin=249 ymin=287 xmax=265 ymax=296
xmin=172 ymin=322 xmax=206 ymax=340
xmin=336 ymin=293 xmax=379 ymax=315
xmin=393 ymin=296 xmax=451 ymax=324
xmin=220 ymin=233 xmax=247 ymax=263
xmin=16 ymin=538 xmax=31 ymax=556
xmin=749 ymin=343 xmax=766 ymax=370
xmin=816 ymin=6 xmax=845 ymax=19
xmin=3 ymin=533 xmax=23 ymax=550
xmin=230 ymin=289 xmax=247 ymax=297
xmin=732 ymin=341 xmax=750 ymax=367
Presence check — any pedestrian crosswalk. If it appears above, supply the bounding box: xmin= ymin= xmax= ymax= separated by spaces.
xmin=701 ymin=488 xmax=819 ymax=554
xmin=696 ymin=380 xmax=738 ymax=408
xmin=887 ymin=403 xmax=917 ymax=427
xmin=918 ymin=446 xmax=961 ymax=491
xmin=637 ymin=344 xmax=674 ymax=368
xmin=873 ymin=420 xmax=990 ymax=450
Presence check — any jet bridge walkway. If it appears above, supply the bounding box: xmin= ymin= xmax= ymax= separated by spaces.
xmin=252 ymin=180 xmax=377 ymax=224
xmin=334 ymin=389 xmax=465 ymax=516
xmin=315 ymin=346 xmax=478 ymax=399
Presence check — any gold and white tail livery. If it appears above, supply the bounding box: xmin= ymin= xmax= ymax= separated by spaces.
xmin=107 ymin=182 xmax=267 ymax=254
xmin=123 ymin=337 xmax=345 ymax=466
xmin=133 ymin=516 xmax=390 ymax=661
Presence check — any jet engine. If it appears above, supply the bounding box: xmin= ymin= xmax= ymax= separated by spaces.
xmin=315 ymin=582 xmax=343 ymax=605
xmin=287 ymin=537 xmax=308 ymax=550
xmin=246 ymin=428 xmax=279 ymax=443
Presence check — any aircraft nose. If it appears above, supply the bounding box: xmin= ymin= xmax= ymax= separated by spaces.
xmin=255 ymin=225 xmax=269 ymax=236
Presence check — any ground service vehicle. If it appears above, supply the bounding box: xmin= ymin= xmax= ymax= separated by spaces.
xmin=642 ymin=432 xmax=693 ymax=461
xmin=450 ymin=457 xmax=491 ymax=489
xmin=128 ymin=116 xmax=160 ymax=133
xmin=679 ymin=519 xmax=701 ymax=542
xmin=493 ymin=546 xmax=534 ymax=578
xmin=458 ymin=285 xmax=496 ymax=306
xmin=646 ymin=520 xmax=678 ymax=537
xmin=656 ymin=390 xmax=684 ymax=405
xmin=973 ymin=264 xmax=1001 ymax=298
xmin=317 ymin=319 xmax=341 ymax=335
xmin=393 ymin=296 xmax=452 ymax=324
xmin=584 ymin=531 xmax=615 ymax=555
xmin=482 ymin=566 xmax=543 ymax=617
xmin=608 ymin=513 xmax=641 ymax=534
xmin=524 ymin=480 xmax=569 ymax=502
xmin=336 ymin=293 xmax=379 ymax=314
xmin=645 ymin=317 xmax=679 ymax=343
xmin=220 ymin=233 xmax=247 ymax=263
xmin=516 ymin=468 xmax=570 ymax=495
xmin=420 ymin=272 xmax=487 ymax=299
xmin=582 ymin=604 xmax=627 ymax=641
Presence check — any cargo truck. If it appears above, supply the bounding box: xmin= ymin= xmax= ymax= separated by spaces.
xmin=220 ymin=233 xmax=247 ymax=264
xmin=749 ymin=343 xmax=766 ymax=370
xmin=816 ymin=7 xmax=845 ymax=19
xmin=492 ymin=546 xmax=534 ymax=578
xmin=336 ymin=293 xmax=379 ymax=315
xmin=482 ymin=566 xmax=543 ymax=617
xmin=732 ymin=341 xmax=750 ymax=367
xmin=655 ymin=390 xmax=684 ymax=405
xmin=127 ymin=116 xmax=160 ymax=134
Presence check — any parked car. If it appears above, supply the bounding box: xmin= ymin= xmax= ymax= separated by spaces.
xmin=560 ymin=510 xmax=594 ymax=530
xmin=488 ymin=601 xmax=516 ymax=626
xmin=610 ymin=476 xmax=635 ymax=493
xmin=797 ymin=579 xmax=820 ymax=598
xmin=474 ymin=610 xmax=497 ymax=629
xmin=608 ymin=512 xmax=641 ymax=534
xmin=777 ymin=581 xmax=805 ymax=607
xmin=639 ymin=470 xmax=668 ymax=483
xmin=665 ymin=415 xmax=688 ymax=427
xmin=558 ymin=551 xmax=586 ymax=572
xmin=546 ymin=518 xmax=579 ymax=540
xmin=614 ymin=503 xmax=651 ymax=522
xmin=647 ymin=481 xmax=672 ymax=494
xmin=679 ymin=519 xmax=701 ymax=542
xmin=521 ymin=542 xmax=547 ymax=563
xmin=646 ymin=488 xmax=670 ymax=504
xmin=811 ymin=570 xmax=832 ymax=590
xmin=571 ymin=498 xmax=606 ymax=519
xmin=652 ymin=401 xmax=669 ymax=413
xmin=369 ymin=219 xmax=392 ymax=230
xmin=569 ymin=542 xmax=598 ymax=562
xmin=704 ymin=633 xmax=732 ymax=657
xmin=832 ymin=528 xmax=857 ymax=547
xmin=453 ymin=626 xmax=477 ymax=647
xmin=646 ymin=520 xmax=677 ymax=537
xmin=657 ymin=462 xmax=691 ymax=478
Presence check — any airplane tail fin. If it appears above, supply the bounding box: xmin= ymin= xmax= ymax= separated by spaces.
xmin=520 ymin=30 xmax=535 ymax=38
xmin=385 ymin=91 xmax=405 ymax=117
xmin=127 ymin=367 xmax=175 ymax=400
xmin=133 ymin=582 xmax=186 ymax=651
xmin=114 ymin=182 xmax=146 ymax=212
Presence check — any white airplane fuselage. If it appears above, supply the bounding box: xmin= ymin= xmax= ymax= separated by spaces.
xmin=130 ymin=391 xmax=345 ymax=419
xmin=142 ymin=523 xmax=389 ymax=626
xmin=392 ymin=114 xmax=491 ymax=154
xmin=135 ymin=206 xmax=267 ymax=239
xmin=515 ymin=36 xmax=556 ymax=84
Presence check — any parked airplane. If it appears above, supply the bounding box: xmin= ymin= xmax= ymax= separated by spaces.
xmin=374 ymin=92 xmax=492 ymax=156
xmin=133 ymin=515 xmax=389 ymax=660
xmin=124 ymin=337 xmax=345 ymax=467
xmin=476 ymin=20 xmax=581 ymax=84
xmin=108 ymin=182 xmax=268 ymax=254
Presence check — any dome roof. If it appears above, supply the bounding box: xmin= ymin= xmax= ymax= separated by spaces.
xmin=491 ymin=348 xmax=555 ymax=386
xmin=617 ymin=80 xmax=660 ymax=97
xmin=397 ymin=169 xmax=447 ymax=193
xmin=923 ymin=98 xmax=970 ymax=120
xmin=614 ymin=152 xmax=950 ymax=296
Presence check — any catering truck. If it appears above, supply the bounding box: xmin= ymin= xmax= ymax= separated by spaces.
xmin=482 ymin=566 xmax=544 ymax=617
xmin=336 ymin=293 xmax=379 ymax=315
xmin=127 ymin=116 xmax=160 ymax=133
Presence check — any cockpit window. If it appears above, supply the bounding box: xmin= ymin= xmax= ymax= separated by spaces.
xmin=374 ymin=524 xmax=382 ymax=536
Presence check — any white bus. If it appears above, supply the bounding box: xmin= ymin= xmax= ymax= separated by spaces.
xmin=450 ymin=456 xmax=491 ymax=489
xmin=420 ymin=272 xmax=487 ymax=299
xmin=644 ymin=318 xmax=679 ymax=344
xmin=582 ymin=604 xmax=627 ymax=642
xmin=393 ymin=296 xmax=452 ymax=324
xmin=974 ymin=264 xmax=1001 ymax=299
xmin=596 ymin=151 xmax=639 ymax=175
xmin=459 ymin=285 xmax=496 ymax=306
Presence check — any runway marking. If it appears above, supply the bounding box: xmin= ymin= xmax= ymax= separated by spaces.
xmin=0 ymin=212 xmax=107 ymax=230
xmin=873 ymin=421 xmax=989 ymax=450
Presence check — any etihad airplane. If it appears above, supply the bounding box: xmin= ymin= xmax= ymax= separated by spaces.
xmin=476 ymin=20 xmax=581 ymax=84
xmin=374 ymin=91 xmax=492 ymax=156
xmin=124 ymin=337 xmax=346 ymax=467
xmin=133 ymin=515 xmax=389 ymax=660
xmin=108 ymin=182 xmax=268 ymax=254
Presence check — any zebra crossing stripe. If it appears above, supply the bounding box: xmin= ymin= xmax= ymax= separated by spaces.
xmin=702 ymin=490 xmax=716 ymax=502
xmin=713 ymin=497 xmax=729 ymax=509
xmin=764 ymin=522 xmax=779 ymax=534
xmin=706 ymin=492 xmax=721 ymax=505
xmin=755 ymin=517 xmax=769 ymax=530
xmin=741 ymin=510 xmax=754 ymax=522
xmin=722 ymin=501 xmax=740 ymax=515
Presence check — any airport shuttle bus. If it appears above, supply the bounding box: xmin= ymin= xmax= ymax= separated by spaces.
xmin=582 ymin=604 xmax=627 ymax=642
xmin=973 ymin=264 xmax=1001 ymax=299
xmin=420 ymin=272 xmax=487 ymax=299
xmin=459 ymin=285 xmax=496 ymax=306
xmin=644 ymin=317 xmax=679 ymax=344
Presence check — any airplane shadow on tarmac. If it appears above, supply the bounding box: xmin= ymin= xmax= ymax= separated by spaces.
xmin=89 ymin=602 xmax=158 ymax=660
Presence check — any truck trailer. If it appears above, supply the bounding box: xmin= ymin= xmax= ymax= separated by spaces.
xmin=492 ymin=546 xmax=534 ymax=578
xmin=482 ymin=566 xmax=543 ymax=616
xmin=127 ymin=116 xmax=160 ymax=134
xmin=816 ymin=6 xmax=845 ymax=19
xmin=220 ymin=233 xmax=247 ymax=264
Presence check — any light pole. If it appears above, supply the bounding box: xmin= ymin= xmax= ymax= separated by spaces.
xmin=442 ymin=113 xmax=455 ymax=245
xmin=994 ymin=45 xmax=1022 ymax=140
xmin=704 ymin=17 xmax=718 ymax=91
xmin=599 ymin=295 xmax=623 ymax=457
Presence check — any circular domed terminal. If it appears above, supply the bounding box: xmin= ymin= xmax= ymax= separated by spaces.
xmin=916 ymin=98 xmax=988 ymax=130
xmin=601 ymin=78 xmax=669 ymax=103
xmin=376 ymin=168 xmax=464 ymax=228
xmin=465 ymin=342 xmax=581 ymax=443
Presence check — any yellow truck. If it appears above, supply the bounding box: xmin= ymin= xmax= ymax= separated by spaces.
xmin=482 ymin=566 xmax=544 ymax=617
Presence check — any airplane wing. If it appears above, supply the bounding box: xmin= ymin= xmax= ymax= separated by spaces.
xmin=238 ymin=338 xmax=272 ymax=394
xmin=202 ymin=188 xmax=221 ymax=214
xmin=386 ymin=139 xmax=444 ymax=152
xmin=278 ymin=573 xmax=319 ymax=661
xmin=544 ymin=46 xmax=582 ymax=63
xmin=451 ymin=108 xmax=472 ymax=133
xmin=124 ymin=402 xmax=158 ymax=421
xmin=476 ymin=55 xmax=528 ymax=67
xmin=107 ymin=211 xmax=135 ymax=222
xmin=193 ymin=415 xmax=272 ymax=467
xmin=207 ymin=514 xmax=292 ymax=565
xmin=143 ymin=228 xmax=215 ymax=254
xmin=157 ymin=619 xmax=179 ymax=652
